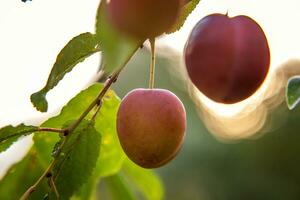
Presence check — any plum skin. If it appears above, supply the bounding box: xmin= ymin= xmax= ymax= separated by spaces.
xmin=116 ymin=88 xmax=186 ymax=168
xmin=107 ymin=0 xmax=181 ymax=39
xmin=184 ymin=14 xmax=270 ymax=104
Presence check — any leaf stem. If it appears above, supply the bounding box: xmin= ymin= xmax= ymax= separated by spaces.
xmin=38 ymin=127 xmax=65 ymax=134
xmin=0 ymin=127 xmax=64 ymax=143
xmin=149 ymin=38 xmax=156 ymax=89
xmin=91 ymin=100 xmax=103 ymax=121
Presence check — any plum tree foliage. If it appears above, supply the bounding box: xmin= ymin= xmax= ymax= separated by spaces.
xmin=0 ymin=0 xmax=282 ymax=199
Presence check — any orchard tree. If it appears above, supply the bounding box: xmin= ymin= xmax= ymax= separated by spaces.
xmin=1 ymin=0 xmax=292 ymax=200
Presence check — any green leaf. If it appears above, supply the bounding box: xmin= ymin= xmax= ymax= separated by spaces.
xmin=49 ymin=120 xmax=101 ymax=199
xmin=167 ymin=0 xmax=200 ymax=33
xmin=0 ymin=148 xmax=49 ymax=200
xmin=34 ymin=83 xmax=124 ymax=174
xmin=94 ymin=90 xmax=125 ymax=177
xmin=31 ymin=32 xmax=101 ymax=112
xmin=0 ymin=85 xmax=122 ymax=199
xmin=123 ymin=158 xmax=164 ymax=200
xmin=104 ymin=174 xmax=136 ymax=200
xmin=0 ymin=124 xmax=37 ymax=153
xmin=95 ymin=2 xmax=142 ymax=73
xmin=101 ymin=159 xmax=164 ymax=200
xmin=286 ymin=76 xmax=300 ymax=110
xmin=71 ymin=176 xmax=98 ymax=200
xmin=32 ymin=83 xmax=124 ymax=197
xmin=67 ymin=88 xmax=125 ymax=200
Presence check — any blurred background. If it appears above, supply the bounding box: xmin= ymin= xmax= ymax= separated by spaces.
xmin=113 ymin=48 xmax=300 ymax=199
xmin=1 ymin=0 xmax=300 ymax=199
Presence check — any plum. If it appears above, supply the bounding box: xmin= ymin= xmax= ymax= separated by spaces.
xmin=184 ymin=14 xmax=270 ymax=104
xmin=107 ymin=0 xmax=181 ymax=39
xmin=116 ymin=88 xmax=186 ymax=168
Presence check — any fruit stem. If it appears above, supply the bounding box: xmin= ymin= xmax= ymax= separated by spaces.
xmin=149 ymin=38 xmax=156 ymax=89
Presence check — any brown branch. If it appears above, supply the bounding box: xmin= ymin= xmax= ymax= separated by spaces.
xmin=38 ymin=127 xmax=65 ymax=134
xmin=20 ymin=136 xmax=67 ymax=200
xmin=0 ymin=127 xmax=64 ymax=144
xmin=91 ymin=100 xmax=103 ymax=121
xmin=20 ymin=158 xmax=57 ymax=200
xmin=19 ymin=46 xmax=138 ymax=200
xmin=66 ymin=71 xmax=120 ymax=134
xmin=20 ymin=36 xmax=141 ymax=199
xmin=20 ymin=73 xmax=120 ymax=200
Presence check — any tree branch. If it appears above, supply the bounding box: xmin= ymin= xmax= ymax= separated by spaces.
xmin=91 ymin=100 xmax=103 ymax=121
xmin=66 ymin=71 xmax=120 ymax=134
xmin=38 ymin=127 xmax=65 ymax=134
xmin=20 ymin=157 xmax=58 ymax=200
xmin=19 ymin=48 xmax=136 ymax=200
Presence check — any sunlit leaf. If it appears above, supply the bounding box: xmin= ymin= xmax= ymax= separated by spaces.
xmin=32 ymin=83 xmax=124 ymax=198
xmin=31 ymin=32 xmax=101 ymax=112
xmin=103 ymin=174 xmax=136 ymax=200
xmin=95 ymin=1 xmax=142 ymax=73
xmin=123 ymin=158 xmax=164 ymax=200
xmin=34 ymin=83 xmax=124 ymax=172
xmin=101 ymin=158 xmax=164 ymax=200
xmin=286 ymin=76 xmax=300 ymax=110
xmin=71 ymin=176 xmax=98 ymax=200
xmin=167 ymin=0 xmax=200 ymax=34
xmin=49 ymin=120 xmax=101 ymax=199
xmin=0 ymin=124 xmax=37 ymax=153
xmin=94 ymin=90 xmax=125 ymax=177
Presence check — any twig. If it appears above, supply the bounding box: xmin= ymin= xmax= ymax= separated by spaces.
xmin=91 ymin=100 xmax=103 ymax=121
xmin=20 ymin=137 xmax=67 ymax=200
xmin=38 ymin=127 xmax=65 ymax=134
xmin=20 ymin=73 xmax=119 ymax=200
xmin=66 ymin=71 xmax=120 ymax=134
xmin=20 ymin=159 xmax=57 ymax=200
xmin=19 ymin=42 xmax=139 ymax=200
xmin=19 ymin=77 xmax=116 ymax=200
xmin=0 ymin=127 xmax=64 ymax=143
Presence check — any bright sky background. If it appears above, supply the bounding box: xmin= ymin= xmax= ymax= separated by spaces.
xmin=0 ymin=0 xmax=300 ymax=176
